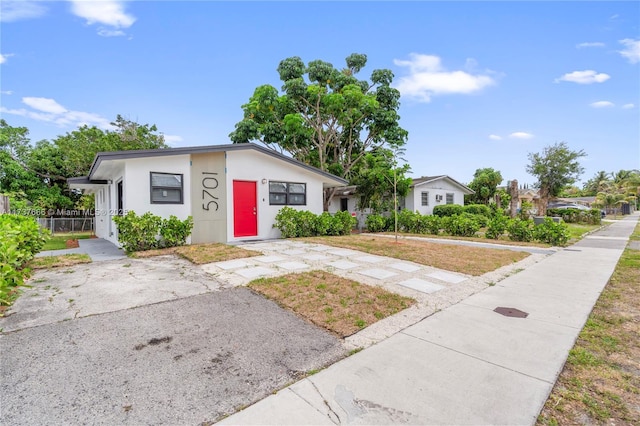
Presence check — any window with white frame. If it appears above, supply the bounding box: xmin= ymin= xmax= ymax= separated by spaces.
xmin=421 ymin=191 xmax=429 ymax=206
xmin=269 ymin=181 xmax=306 ymax=205
xmin=150 ymin=172 xmax=183 ymax=204
xmin=446 ymin=193 xmax=454 ymax=204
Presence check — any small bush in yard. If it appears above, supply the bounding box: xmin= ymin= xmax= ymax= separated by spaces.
xmin=485 ymin=213 xmax=508 ymax=239
xmin=507 ymin=218 xmax=534 ymax=242
xmin=0 ymin=215 xmax=49 ymax=307
xmin=114 ymin=211 xmax=193 ymax=253
xmin=365 ymin=214 xmax=387 ymax=233
xmin=463 ymin=204 xmax=491 ymax=217
xmin=333 ymin=210 xmax=356 ymax=235
xmin=397 ymin=209 xmax=418 ymax=233
xmin=533 ymin=218 xmax=570 ymax=246
xmin=433 ymin=204 xmax=464 ymax=217
xmin=274 ymin=207 xmax=355 ymax=238
xmin=160 ymin=215 xmax=194 ymax=247
xmin=442 ymin=214 xmax=481 ymax=237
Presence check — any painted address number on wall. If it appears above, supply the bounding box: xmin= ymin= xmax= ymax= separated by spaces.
xmin=202 ymin=172 xmax=219 ymax=211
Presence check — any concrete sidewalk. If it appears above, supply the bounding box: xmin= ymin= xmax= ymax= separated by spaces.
xmin=221 ymin=214 xmax=639 ymax=425
xmin=36 ymin=237 xmax=126 ymax=262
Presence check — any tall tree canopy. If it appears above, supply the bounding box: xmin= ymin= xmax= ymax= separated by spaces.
xmin=526 ymin=142 xmax=586 ymax=215
xmin=229 ymin=53 xmax=408 ymax=209
xmin=466 ymin=167 xmax=503 ymax=205
xmin=0 ymin=116 xmax=168 ymax=212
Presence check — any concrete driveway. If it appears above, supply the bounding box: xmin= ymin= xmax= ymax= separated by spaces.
xmin=0 ymin=256 xmax=345 ymax=425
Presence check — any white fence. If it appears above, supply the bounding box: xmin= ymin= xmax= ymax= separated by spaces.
xmin=37 ymin=217 xmax=94 ymax=234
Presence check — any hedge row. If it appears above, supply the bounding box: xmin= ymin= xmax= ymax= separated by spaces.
xmin=113 ymin=211 xmax=194 ymax=253
xmin=432 ymin=204 xmax=492 ymax=217
xmin=273 ymin=207 xmax=356 ymax=238
xmin=1 ymin=215 xmax=49 ymax=306
xmin=547 ymin=208 xmax=601 ymax=225
xmin=365 ymin=210 xmax=570 ymax=246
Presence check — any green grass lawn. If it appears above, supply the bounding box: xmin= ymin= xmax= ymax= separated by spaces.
xmin=566 ymin=223 xmax=604 ymax=242
xmin=42 ymin=233 xmax=93 ymax=251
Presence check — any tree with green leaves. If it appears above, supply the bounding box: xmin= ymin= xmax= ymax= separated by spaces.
xmin=229 ymin=53 xmax=408 ymax=209
xmin=465 ymin=167 xmax=503 ymax=205
xmin=351 ymin=148 xmax=412 ymax=214
xmin=1 ymin=116 xmax=168 ymax=213
xmin=582 ymin=170 xmax=611 ymax=195
xmin=54 ymin=115 xmax=168 ymax=177
xmin=526 ymin=142 xmax=587 ymax=216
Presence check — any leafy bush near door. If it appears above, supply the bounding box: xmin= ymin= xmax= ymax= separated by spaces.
xmin=1 ymin=214 xmax=49 ymax=307
xmin=274 ymin=207 xmax=355 ymax=238
xmin=113 ymin=211 xmax=193 ymax=253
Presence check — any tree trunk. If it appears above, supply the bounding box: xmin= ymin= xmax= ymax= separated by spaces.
xmin=509 ymin=180 xmax=519 ymax=218
xmin=323 ymin=187 xmax=338 ymax=212
xmin=538 ymin=187 xmax=549 ymax=217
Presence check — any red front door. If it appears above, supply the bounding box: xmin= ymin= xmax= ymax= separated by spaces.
xmin=233 ymin=180 xmax=257 ymax=237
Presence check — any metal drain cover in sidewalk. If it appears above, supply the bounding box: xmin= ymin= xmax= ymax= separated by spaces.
xmin=494 ymin=307 xmax=529 ymax=318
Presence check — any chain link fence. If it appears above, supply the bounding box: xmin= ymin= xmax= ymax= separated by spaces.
xmin=37 ymin=217 xmax=94 ymax=235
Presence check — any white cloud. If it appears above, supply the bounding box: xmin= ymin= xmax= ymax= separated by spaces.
xmin=0 ymin=97 xmax=113 ymax=129
xmin=23 ymin=97 xmax=68 ymax=114
xmin=555 ymin=70 xmax=610 ymax=84
xmin=163 ymin=135 xmax=184 ymax=146
xmin=0 ymin=53 xmax=14 ymax=64
xmin=69 ymin=0 xmax=135 ymax=28
xmin=509 ymin=132 xmax=534 ymax=140
xmin=618 ymin=39 xmax=640 ymax=64
xmin=0 ymin=1 xmax=47 ymax=22
xmin=576 ymin=42 xmax=605 ymax=48
xmin=1 ymin=90 xmax=14 ymax=95
xmin=622 ymin=103 xmax=635 ymax=109
xmin=589 ymin=101 xmax=615 ymax=108
xmin=489 ymin=134 xmax=502 ymax=141
xmin=97 ymin=28 xmax=126 ymax=37
xmin=393 ymin=53 xmax=496 ymax=102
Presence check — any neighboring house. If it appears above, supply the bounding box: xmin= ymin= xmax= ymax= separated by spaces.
xmin=327 ymin=175 xmax=474 ymax=222
xmin=403 ymin=175 xmax=474 ymax=215
xmin=68 ymin=143 xmax=347 ymax=246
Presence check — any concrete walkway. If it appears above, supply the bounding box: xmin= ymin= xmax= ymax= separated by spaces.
xmin=36 ymin=237 xmax=126 ymax=262
xmin=220 ymin=213 xmax=639 ymax=425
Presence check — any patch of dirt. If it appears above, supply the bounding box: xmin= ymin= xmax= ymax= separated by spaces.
xmin=65 ymin=239 xmax=79 ymax=249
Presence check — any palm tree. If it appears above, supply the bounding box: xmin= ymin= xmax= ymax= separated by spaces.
xmin=583 ymin=170 xmax=611 ymax=195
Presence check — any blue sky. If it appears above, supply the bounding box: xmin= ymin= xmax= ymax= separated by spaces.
xmin=1 ymin=1 xmax=639 ymax=187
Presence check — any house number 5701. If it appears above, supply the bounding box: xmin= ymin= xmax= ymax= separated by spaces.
xmin=202 ymin=172 xmax=219 ymax=211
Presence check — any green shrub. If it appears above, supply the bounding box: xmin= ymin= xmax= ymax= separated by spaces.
xmin=547 ymin=208 xmax=601 ymax=225
xmin=332 ymin=210 xmax=356 ymax=236
xmin=506 ymin=218 xmax=534 ymax=242
xmin=0 ymin=215 xmax=49 ymax=307
xmin=463 ymin=204 xmax=491 ymax=217
xmin=462 ymin=212 xmax=488 ymax=228
xmin=274 ymin=206 xmax=299 ymax=238
xmin=485 ymin=213 xmax=508 ymax=239
xmin=275 ymin=208 xmax=355 ymax=237
xmin=442 ymin=214 xmax=480 ymax=237
xmin=113 ymin=211 xmax=193 ymax=253
xmin=160 ymin=215 xmax=194 ymax=248
xmin=397 ymin=209 xmax=418 ymax=233
xmin=366 ymin=214 xmax=388 ymax=233
xmin=433 ymin=204 xmax=464 ymax=217
xmin=423 ymin=215 xmax=442 ymax=235
xmin=533 ymin=218 xmax=570 ymax=246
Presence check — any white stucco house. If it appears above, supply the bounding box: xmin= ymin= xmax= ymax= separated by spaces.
xmin=68 ymin=143 xmax=347 ymax=246
xmin=328 ymin=175 xmax=474 ymax=221
xmin=403 ymin=175 xmax=474 ymax=215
